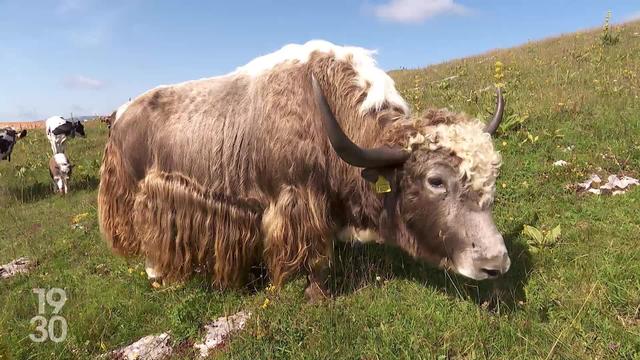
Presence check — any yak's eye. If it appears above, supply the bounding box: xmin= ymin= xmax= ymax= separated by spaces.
xmin=427 ymin=177 xmax=444 ymax=188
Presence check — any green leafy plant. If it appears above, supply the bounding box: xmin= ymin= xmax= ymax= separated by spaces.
xmin=523 ymin=224 xmax=562 ymax=252
xmin=499 ymin=112 xmax=529 ymax=133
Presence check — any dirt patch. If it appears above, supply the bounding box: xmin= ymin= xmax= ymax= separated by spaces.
xmin=0 ymin=121 xmax=45 ymax=130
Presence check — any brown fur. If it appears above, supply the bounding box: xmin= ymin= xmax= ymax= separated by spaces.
xmin=98 ymin=141 xmax=140 ymax=255
xmin=134 ymin=171 xmax=263 ymax=288
xmin=262 ymin=186 xmax=332 ymax=286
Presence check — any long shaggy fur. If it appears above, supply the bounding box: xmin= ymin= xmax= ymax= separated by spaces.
xmin=134 ymin=171 xmax=263 ymax=288
xmin=98 ymin=142 xmax=140 ymax=255
xmin=262 ymin=186 xmax=332 ymax=286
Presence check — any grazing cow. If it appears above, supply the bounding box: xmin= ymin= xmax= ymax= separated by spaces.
xmin=100 ymin=111 xmax=118 ymax=137
xmin=0 ymin=127 xmax=27 ymax=161
xmin=45 ymin=116 xmax=86 ymax=154
xmin=101 ymin=111 xmax=116 ymax=136
xmin=49 ymin=153 xmax=73 ymax=194
xmin=99 ymin=40 xmax=509 ymax=301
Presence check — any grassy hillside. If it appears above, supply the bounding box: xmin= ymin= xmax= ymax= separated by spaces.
xmin=1 ymin=21 xmax=639 ymax=359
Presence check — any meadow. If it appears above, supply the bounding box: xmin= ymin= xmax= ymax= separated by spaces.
xmin=1 ymin=20 xmax=639 ymax=359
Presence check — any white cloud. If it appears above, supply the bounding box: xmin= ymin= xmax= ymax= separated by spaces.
xmin=374 ymin=0 xmax=468 ymax=23
xmin=63 ymin=75 xmax=105 ymax=90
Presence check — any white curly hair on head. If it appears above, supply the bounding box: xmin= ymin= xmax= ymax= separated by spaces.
xmin=412 ymin=119 xmax=502 ymax=207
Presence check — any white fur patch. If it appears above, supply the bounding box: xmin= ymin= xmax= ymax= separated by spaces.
xmin=54 ymin=153 xmax=71 ymax=171
xmin=116 ymin=40 xmax=409 ymax=122
xmin=412 ymin=120 xmax=501 ymax=206
xmin=144 ymin=258 xmax=162 ymax=280
xmin=337 ymin=227 xmax=383 ymax=244
xmin=236 ymin=40 xmax=409 ymax=114
xmin=114 ymin=100 xmax=132 ymax=122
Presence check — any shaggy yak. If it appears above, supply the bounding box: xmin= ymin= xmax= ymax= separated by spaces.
xmin=0 ymin=127 xmax=27 ymax=161
xmin=98 ymin=40 xmax=510 ymax=301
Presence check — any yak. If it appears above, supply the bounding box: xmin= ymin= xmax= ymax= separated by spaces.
xmin=98 ymin=40 xmax=509 ymax=302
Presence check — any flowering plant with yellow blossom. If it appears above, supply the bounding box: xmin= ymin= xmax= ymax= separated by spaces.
xmin=494 ymin=61 xmax=505 ymax=88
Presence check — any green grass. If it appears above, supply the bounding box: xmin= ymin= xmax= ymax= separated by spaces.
xmin=1 ymin=21 xmax=640 ymax=359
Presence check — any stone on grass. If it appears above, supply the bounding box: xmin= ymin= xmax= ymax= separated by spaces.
xmin=193 ymin=311 xmax=251 ymax=358
xmin=0 ymin=257 xmax=34 ymax=279
xmin=106 ymin=333 xmax=172 ymax=360
xmin=577 ymin=174 xmax=639 ymax=196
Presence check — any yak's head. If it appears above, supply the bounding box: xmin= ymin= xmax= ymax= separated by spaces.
xmin=313 ymin=77 xmax=509 ymax=280
xmin=0 ymin=128 xmax=28 ymax=161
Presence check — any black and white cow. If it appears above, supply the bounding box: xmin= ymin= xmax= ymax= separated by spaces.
xmin=45 ymin=116 xmax=86 ymax=154
xmin=0 ymin=127 xmax=28 ymax=161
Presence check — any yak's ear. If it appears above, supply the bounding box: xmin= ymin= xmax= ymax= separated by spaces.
xmin=361 ymin=168 xmax=394 ymax=194
xmin=361 ymin=168 xmax=381 ymax=183
xmin=18 ymin=129 xmax=27 ymax=139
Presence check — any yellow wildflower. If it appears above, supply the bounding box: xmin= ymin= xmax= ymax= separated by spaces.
xmin=494 ymin=61 xmax=505 ymax=88
xmin=261 ymin=298 xmax=271 ymax=309
xmin=72 ymin=212 xmax=89 ymax=224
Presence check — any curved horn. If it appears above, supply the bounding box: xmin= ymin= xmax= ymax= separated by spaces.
xmin=312 ymin=75 xmax=410 ymax=168
xmin=483 ymin=87 xmax=505 ymax=135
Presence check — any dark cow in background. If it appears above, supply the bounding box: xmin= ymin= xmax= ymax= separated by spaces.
xmin=45 ymin=116 xmax=85 ymax=154
xmin=99 ymin=40 xmax=509 ymax=302
xmin=0 ymin=127 xmax=28 ymax=161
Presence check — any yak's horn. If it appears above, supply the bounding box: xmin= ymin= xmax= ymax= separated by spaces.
xmin=484 ymin=87 xmax=505 ymax=135
xmin=312 ymin=75 xmax=410 ymax=168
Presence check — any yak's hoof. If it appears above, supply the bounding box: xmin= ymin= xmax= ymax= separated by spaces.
xmin=145 ymin=266 xmax=163 ymax=282
xmin=304 ymin=282 xmax=330 ymax=304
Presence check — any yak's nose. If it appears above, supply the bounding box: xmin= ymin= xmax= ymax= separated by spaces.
xmin=477 ymin=245 xmax=510 ymax=278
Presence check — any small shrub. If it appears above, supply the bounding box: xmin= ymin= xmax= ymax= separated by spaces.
xmin=522 ymin=225 xmax=561 ymax=252
xmin=601 ymin=11 xmax=620 ymax=46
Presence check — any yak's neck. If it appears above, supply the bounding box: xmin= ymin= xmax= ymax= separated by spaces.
xmin=305 ymin=53 xmax=419 ymax=234
xmin=337 ymin=120 xmax=420 ymax=236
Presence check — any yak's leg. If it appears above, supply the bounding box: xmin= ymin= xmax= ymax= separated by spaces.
xmin=262 ymin=186 xmax=333 ymax=302
xmin=304 ymin=253 xmax=331 ymax=303
xmin=145 ymin=257 xmax=163 ymax=281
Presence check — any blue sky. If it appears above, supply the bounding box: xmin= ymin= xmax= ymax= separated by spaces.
xmin=1 ymin=0 xmax=639 ymax=121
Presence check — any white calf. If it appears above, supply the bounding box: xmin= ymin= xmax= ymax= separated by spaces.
xmin=48 ymin=153 xmax=73 ymax=194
